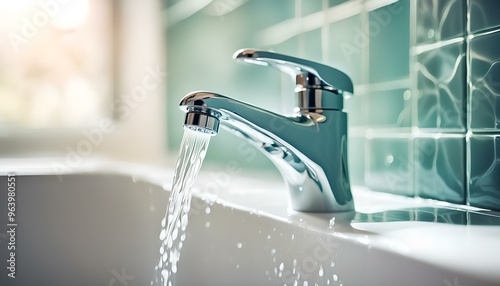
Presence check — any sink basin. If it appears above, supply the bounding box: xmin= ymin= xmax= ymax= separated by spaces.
xmin=1 ymin=160 xmax=500 ymax=286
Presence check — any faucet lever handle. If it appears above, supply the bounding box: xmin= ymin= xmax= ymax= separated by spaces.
xmin=233 ymin=49 xmax=353 ymax=95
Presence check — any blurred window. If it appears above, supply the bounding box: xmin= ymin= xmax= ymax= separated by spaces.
xmin=0 ymin=0 xmax=113 ymax=129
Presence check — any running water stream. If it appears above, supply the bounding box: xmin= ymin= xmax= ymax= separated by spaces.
xmin=156 ymin=128 xmax=211 ymax=286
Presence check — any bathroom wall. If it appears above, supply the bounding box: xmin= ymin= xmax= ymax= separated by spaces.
xmin=467 ymin=0 xmax=500 ymax=210
xmin=165 ymin=0 xmax=500 ymax=211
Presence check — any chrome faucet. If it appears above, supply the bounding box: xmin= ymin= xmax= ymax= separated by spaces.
xmin=179 ymin=49 xmax=354 ymax=212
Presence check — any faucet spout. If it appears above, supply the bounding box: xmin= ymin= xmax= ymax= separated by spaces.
xmin=180 ymin=91 xmax=354 ymax=212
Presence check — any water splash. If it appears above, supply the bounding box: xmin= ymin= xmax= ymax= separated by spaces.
xmin=156 ymin=128 xmax=211 ymax=286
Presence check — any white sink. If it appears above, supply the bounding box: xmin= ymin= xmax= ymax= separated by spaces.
xmin=1 ymin=160 xmax=500 ymax=286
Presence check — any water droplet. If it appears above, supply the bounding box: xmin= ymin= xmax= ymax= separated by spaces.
xmin=294 ymin=281 xmax=298 ymax=286
xmin=159 ymin=229 xmax=166 ymax=240
xmin=159 ymin=246 xmax=164 ymax=255
xmin=205 ymin=221 xmax=211 ymax=228
xmin=271 ymin=249 xmax=276 ymax=255
xmin=205 ymin=207 xmax=211 ymax=214
xmin=319 ymin=265 xmax=324 ymax=276
xmin=237 ymin=242 xmax=243 ymax=248
xmin=333 ymin=274 xmax=338 ymax=281
xmin=291 ymin=234 xmax=295 ymax=240
xmin=181 ymin=213 xmax=188 ymax=226
xmin=161 ymin=217 xmax=166 ymax=227
xmin=427 ymin=28 xmax=435 ymax=38
xmin=267 ymin=235 xmax=271 ymax=240
xmin=329 ymin=218 xmax=336 ymax=228
xmin=385 ymin=154 xmax=394 ymax=165
xmin=279 ymin=262 xmax=284 ymax=271
xmin=403 ymin=90 xmax=411 ymax=100
xmin=304 ymin=282 xmax=308 ymax=286
xmin=167 ymin=214 xmax=174 ymax=224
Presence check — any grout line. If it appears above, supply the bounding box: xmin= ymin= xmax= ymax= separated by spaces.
xmin=296 ymin=0 xmax=305 ymax=57
xmin=361 ymin=0 xmax=369 ymax=86
xmin=409 ymin=0 xmax=419 ymax=198
xmin=367 ymin=131 xmax=466 ymax=139
xmin=321 ymin=0 xmax=329 ymax=64
xmin=357 ymin=78 xmax=412 ymax=93
xmin=164 ymin=0 xmax=213 ymax=27
xmin=470 ymin=26 xmax=500 ymax=38
xmin=348 ymin=127 xmax=471 ymax=138
xmin=256 ymin=0 xmax=397 ymax=46
xmin=411 ymin=37 xmax=464 ymax=55
xmin=465 ymin=0 xmax=472 ymax=206
xmin=469 ymin=131 xmax=500 ymax=136
xmin=360 ymin=0 xmax=370 ymax=128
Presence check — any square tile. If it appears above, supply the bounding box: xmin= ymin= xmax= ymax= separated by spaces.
xmin=348 ymin=135 xmax=366 ymax=186
xmin=327 ymin=14 xmax=364 ymax=86
xmin=328 ymin=0 xmax=350 ymax=7
xmin=272 ymin=33 xmax=300 ymax=58
xmin=301 ymin=28 xmax=323 ymax=63
xmin=470 ymin=0 xmax=500 ymax=34
xmin=365 ymin=137 xmax=414 ymax=197
xmin=345 ymin=94 xmax=366 ymax=126
xmin=302 ymin=0 xmax=323 ymax=16
xmin=415 ymin=0 xmax=465 ymax=45
xmin=415 ymin=136 xmax=465 ymax=204
xmin=366 ymin=88 xmax=412 ymax=128
xmin=416 ymin=42 xmax=466 ymax=130
xmin=470 ymin=32 xmax=500 ymax=131
xmin=469 ymin=135 xmax=500 ymax=211
xmin=369 ymin=0 xmax=410 ymax=83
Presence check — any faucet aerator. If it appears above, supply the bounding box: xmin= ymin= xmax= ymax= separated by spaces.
xmin=183 ymin=108 xmax=220 ymax=136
